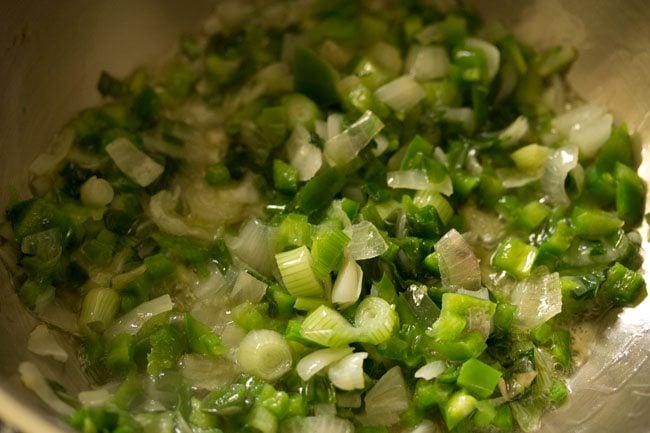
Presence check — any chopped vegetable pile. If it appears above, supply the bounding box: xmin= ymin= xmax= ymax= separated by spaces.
xmin=2 ymin=1 xmax=647 ymax=432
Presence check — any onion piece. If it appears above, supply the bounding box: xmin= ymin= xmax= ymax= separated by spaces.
xmin=19 ymin=362 xmax=74 ymax=415
xmin=287 ymin=125 xmax=323 ymax=181
xmin=414 ymin=360 xmax=446 ymax=380
xmin=375 ymin=76 xmax=425 ymax=113
xmin=106 ymin=138 xmax=164 ymax=187
xmin=509 ymin=269 xmax=562 ymax=329
xmin=296 ymin=347 xmax=354 ymax=381
xmin=465 ymin=37 xmax=500 ymax=82
xmin=344 ymin=221 xmax=388 ymax=260
xmin=552 ymin=104 xmax=612 ymax=158
xmin=441 ymin=107 xmax=476 ymax=134
xmin=368 ymin=42 xmax=403 ymax=76
xmin=180 ymin=354 xmax=239 ymax=390
xmin=371 ymin=134 xmax=390 ymax=157
xmin=149 ymin=190 xmax=209 ymax=239
xmin=105 ymin=294 xmax=173 ymax=338
xmin=27 ymin=324 xmax=68 ymax=363
xmin=328 ymin=352 xmax=368 ymax=390
xmin=331 ymin=255 xmax=363 ymax=307
xmin=387 ymin=169 xmax=430 ymax=190
xmin=230 ymin=271 xmax=268 ymax=304
xmin=324 ymin=111 xmax=384 ymax=166
xmin=498 ymin=116 xmax=530 ymax=147
xmin=227 ymin=218 xmax=276 ymax=277
xmin=283 ymin=415 xmax=354 ymax=433
xmin=405 ymin=420 xmax=437 ymax=433
xmin=237 ymin=330 xmax=292 ymax=381
xmin=357 ymin=366 xmax=409 ymax=426
xmin=541 ymin=145 xmax=578 ymax=207
xmin=405 ymin=45 xmax=450 ymax=81
xmin=435 ymin=229 xmax=481 ymax=291
xmin=28 ymin=127 xmax=74 ymax=176
xmin=78 ymin=389 xmax=112 ymax=407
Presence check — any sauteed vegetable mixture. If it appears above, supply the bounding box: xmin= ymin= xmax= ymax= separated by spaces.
xmin=4 ymin=1 xmax=646 ymax=432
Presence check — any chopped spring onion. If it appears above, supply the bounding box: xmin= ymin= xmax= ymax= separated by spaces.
xmin=300 ymin=305 xmax=358 ymax=347
xmin=357 ymin=366 xmax=409 ymax=426
xmin=296 ymin=347 xmax=354 ymax=381
xmin=405 ymin=45 xmax=450 ymax=81
xmin=19 ymin=362 xmax=74 ymax=415
xmin=80 ymin=176 xmax=114 ymax=208
xmin=375 ymin=75 xmax=426 ymax=113
xmin=414 ymin=360 xmax=446 ymax=380
xmin=331 ymin=255 xmax=363 ymax=307
xmin=227 ymin=218 xmax=276 ymax=277
xmin=327 ymin=352 xmax=368 ymax=390
xmin=105 ymin=138 xmax=164 ymax=187
xmin=510 ymin=269 xmax=562 ymax=329
xmin=286 ymin=125 xmax=323 ymax=181
xmin=413 ymin=190 xmax=454 ymax=224
xmin=276 ymin=246 xmax=324 ymax=298
xmin=105 ymin=294 xmax=173 ymax=338
xmin=77 ymin=389 xmax=112 ymax=407
xmin=387 ymin=169 xmax=430 ymax=191
xmin=354 ymin=297 xmax=397 ymax=344
xmin=27 ymin=324 xmax=68 ymax=363
xmin=541 ymin=145 xmax=579 ymax=207
xmin=247 ymin=406 xmax=277 ymax=433
xmin=311 ymin=228 xmax=350 ymax=278
xmin=435 ymin=229 xmax=481 ymax=291
xmin=344 ymin=221 xmax=388 ymax=260
xmin=237 ymin=330 xmax=292 ymax=381
xmin=79 ymin=288 xmax=120 ymax=335
xmin=323 ymin=110 xmax=384 ymax=166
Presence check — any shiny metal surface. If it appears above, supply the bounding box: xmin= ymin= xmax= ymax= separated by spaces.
xmin=0 ymin=1 xmax=648 ymax=432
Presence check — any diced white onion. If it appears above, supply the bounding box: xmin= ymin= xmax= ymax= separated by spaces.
xmin=106 ymin=137 xmax=164 ymax=187
xmin=105 ymin=294 xmax=173 ymax=338
xmin=405 ymin=420 xmax=437 ymax=433
xmin=27 ymin=324 xmax=68 ymax=363
xmin=387 ymin=169 xmax=453 ymax=195
xmin=28 ymin=127 xmax=74 ymax=176
xmin=327 ymin=113 xmax=344 ymax=140
xmin=227 ymin=218 xmax=277 ymax=277
xmin=541 ymin=145 xmax=579 ymax=207
xmin=230 ymin=271 xmax=268 ymax=304
xmin=496 ymin=168 xmax=543 ymax=189
xmin=283 ymin=415 xmax=354 ymax=433
xmin=287 ymin=125 xmax=323 ymax=181
xmin=184 ymin=174 xmax=263 ymax=226
xmin=465 ymin=37 xmax=501 ymax=82
xmin=499 ymin=116 xmax=530 ymax=147
xmin=510 ymin=269 xmax=562 ymax=329
xmin=371 ymin=134 xmax=390 ymax=156
xmin=19 ymin=362 xmax=74 ymax=415
xmin=149 ymin=190 xmax=209 ymax=239
xmin=441 ymin=107 xmax=476 ymax=134
xmin=324 ymin=111 xmax=384 ymax=166
xmin=405 ymin=45 xmax=450 ymax=81
xmin=331 ymin=255 xmax=363 ymax=307
xmin=375 ymin=76 xmax=426 ymax=113
xmin=457 ymin=286 xmax=490 ymax=300
xmin=435 ymin=229 xmax=481 ymax=291
xmin=414 ymin=360 xmax=446 ymax=380
xmin=80 ymin=176 xmax=114 ymax=208
xmin=180 ymin=354 xmax=240 ymax=390
xmin=328 ymin=352 xmax=368 ymax=390
xmin=296 ymin=347 xmax=354 ymax=381
xmin=368 ymin=42 xmax=403 ymax=76
xmin=357 ymin=366 xmax=409 ymax=426
xmin=344 ymin=221 xmax=389 ymax=260
xmin=552 ymin=104 xmax=612 ymax=158
xmin=78 ymin=389 xmax=112 ymax=407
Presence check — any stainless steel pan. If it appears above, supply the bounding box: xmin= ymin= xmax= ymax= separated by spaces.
xmin=0 ymin=1 xmax=648 ymax=432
